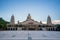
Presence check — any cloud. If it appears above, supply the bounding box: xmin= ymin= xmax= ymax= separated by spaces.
xmin=42 ymin=20 xmax=60 ymax=24
xmin=52 ymin=20 xmax=60 ymax=24
xmin=42 ymin=21 xmax=47 ymax=24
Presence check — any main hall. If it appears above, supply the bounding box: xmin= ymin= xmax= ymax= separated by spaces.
xmin=6 ymin=14 xmax=56 ymax=31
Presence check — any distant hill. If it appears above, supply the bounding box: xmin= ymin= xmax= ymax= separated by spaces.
xmin=0 ymin=18 xmax=9 ymax=30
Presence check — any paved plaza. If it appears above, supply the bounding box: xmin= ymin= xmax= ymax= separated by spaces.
xmin=0 ymin=31 xmax=60 ymax=40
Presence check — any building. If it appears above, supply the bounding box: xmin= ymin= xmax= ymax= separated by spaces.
xmin=6 ymin=14 xmax=56 ymax=31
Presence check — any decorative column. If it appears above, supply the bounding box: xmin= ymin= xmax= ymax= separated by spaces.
xmin=35 ymin=25 xmax=38 ymax=30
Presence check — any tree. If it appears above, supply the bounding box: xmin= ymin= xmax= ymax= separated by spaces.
xmin=56 ymin=24 xmax=60 ymax=31
xmin=0 ymin=18 xmax=9 ymax=30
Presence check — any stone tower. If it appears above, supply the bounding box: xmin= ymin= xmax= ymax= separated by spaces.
xmin=40 ymin=21 xmax=42 ymax=24
xmin=47 ymin=15 xmax=52 ymax=25
xmin=10 ymin=15 xmax=15 ymax=25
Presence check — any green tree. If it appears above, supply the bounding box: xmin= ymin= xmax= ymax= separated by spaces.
xmin=56 ymin=24 xmax=60 ymax=31
xmin=0 ymin=18 xmax=9 ymax=30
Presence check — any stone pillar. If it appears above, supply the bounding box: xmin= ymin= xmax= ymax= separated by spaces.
xmin=35 ymin=25 xmax=38 ymax=30
xmin=49 ymin=27 xmax=51 ymax=31
xmin=49 ymin=28 xmax=51 ymax=31
xmin=52 ymin=27 xmax=53 ymax=31
xmin=14 ymin=27 xmax=15 ymax=30
xmin=54 ymin=27 xmax=56 ymax=31
xmin=26 ymin=26 xmax=28 ymax=30
xmin=10 ymin=27 xmax=11 ymax=30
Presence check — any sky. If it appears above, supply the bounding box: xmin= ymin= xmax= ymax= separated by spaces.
xmin=0 ymin=0 xmax=60 ymax=23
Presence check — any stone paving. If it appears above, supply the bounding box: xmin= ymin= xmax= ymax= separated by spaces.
xmin=0 ymin=31 xmax=60 ymax=40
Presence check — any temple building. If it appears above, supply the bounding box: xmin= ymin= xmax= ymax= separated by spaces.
xmin=6 ymin=14 xmax=56 ymax=31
